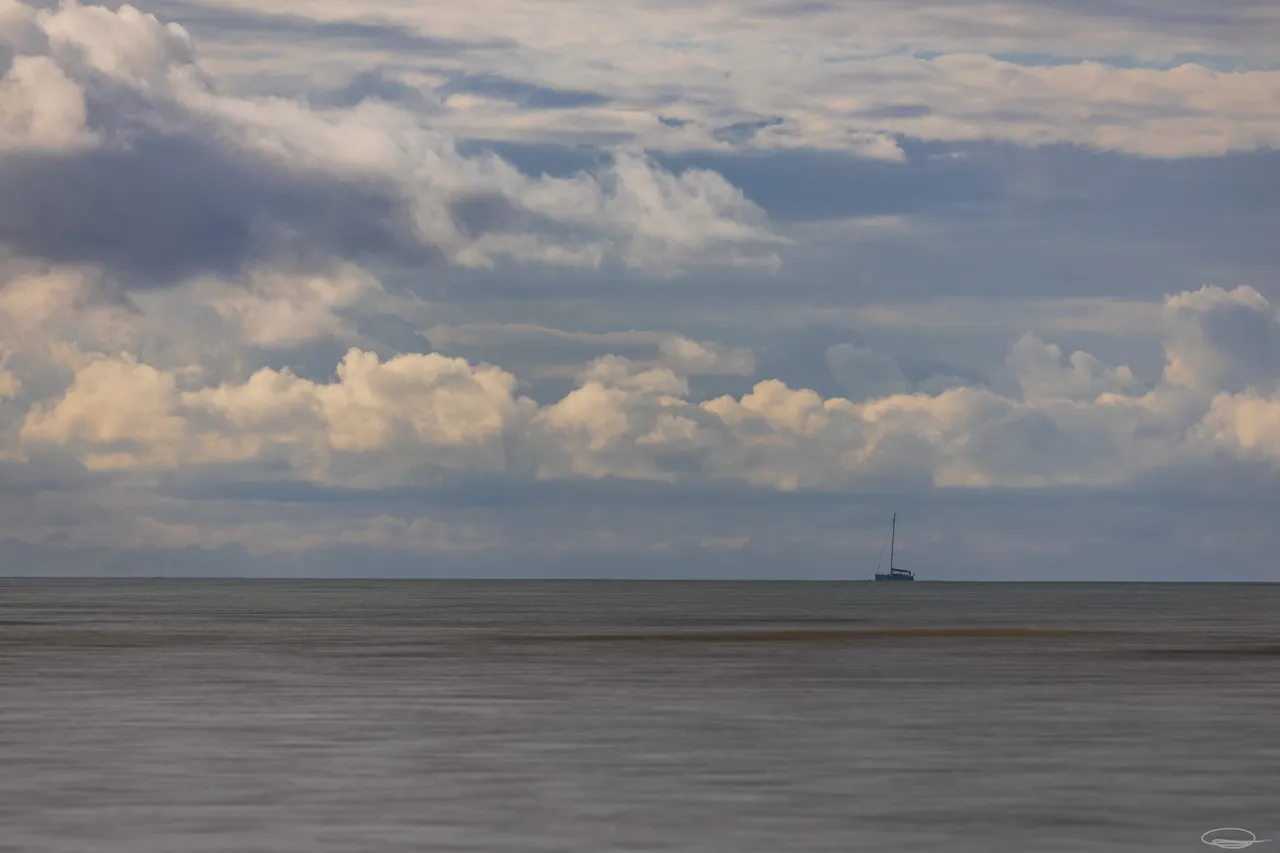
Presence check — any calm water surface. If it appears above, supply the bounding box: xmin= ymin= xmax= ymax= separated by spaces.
xmin=0 ymin=581 xmax=1277 ymax=852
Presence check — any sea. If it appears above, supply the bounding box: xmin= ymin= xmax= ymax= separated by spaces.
xmin=0 ymin=580 xmax=1276 ymax=853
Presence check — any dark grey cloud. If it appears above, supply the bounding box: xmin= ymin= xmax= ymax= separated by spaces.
xmin=0 ymin=132 xmax=430 ymax=287
xmin=447 ymin=192 xmax=579 ymax=241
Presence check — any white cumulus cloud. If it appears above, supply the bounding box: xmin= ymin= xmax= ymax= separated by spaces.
xmin=16 ymin=285 xmax=1280 ymax=492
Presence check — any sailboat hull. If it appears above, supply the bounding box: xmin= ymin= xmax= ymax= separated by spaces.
xmin=874 ymin=572 xmax=914 ymax=582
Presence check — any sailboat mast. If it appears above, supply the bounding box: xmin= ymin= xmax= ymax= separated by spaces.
xmin=890 ymin=513 xmax=896 ymax=571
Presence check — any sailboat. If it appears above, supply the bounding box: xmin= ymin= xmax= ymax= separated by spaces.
xmin=874 ymin=512 xmax=915 ymax=581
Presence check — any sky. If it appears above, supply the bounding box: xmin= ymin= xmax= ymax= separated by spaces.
xmin=0 ymin=0 xmax=1277 ymax=579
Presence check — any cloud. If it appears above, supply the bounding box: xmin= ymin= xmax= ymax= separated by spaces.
xmin=188 ymin=264 xmax=381 ymax=349
xmin=825 ymin=344 xmax=910 ymax=401
xmin=1198 ymin=392 xmax=1280 ymax=459
xmin=1162 ymin=285 xmax=1280 ymax=392
xmin=20 ymin=347 xmax=531 ymax=486
xmin=0 ymin=260 xmax=391 ymax=404
xmin=1001 ymin=333 xmax=1144 ymax=402
xmin=0 ymin=0 xmax=781 ymax=286
xmin=419 ymin=324 xmax=756 ymax=387
xmin=418 ymin=53 xmax=1280 ymax=159
xmin=16 ymin=286 xmax=1280 ymax=493
xmin=20 ymin=354 xmax=189 ymax=470
xmin=134 ymin=0 xmax=511 ymax=55
xmin=438 ymin=72 xmax=609 ymax=110
xmin=0 ymin=54 xmax=93 ymax=150
xmin=122 ymin=0 xmax=1280 ymax=159
xmin=0 ymin=1 xmax=1276 ymax=578
xmin=656 ymin=336 xmax=756 ymax=377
